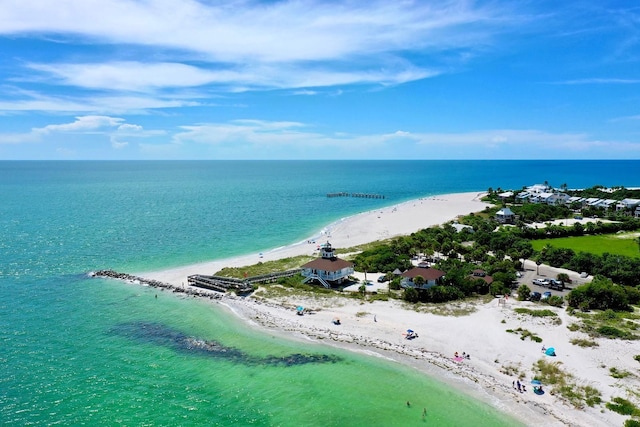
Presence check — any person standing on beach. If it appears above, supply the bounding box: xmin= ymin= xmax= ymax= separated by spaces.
xmin=517 ymin=379 xmax=522 ymax=392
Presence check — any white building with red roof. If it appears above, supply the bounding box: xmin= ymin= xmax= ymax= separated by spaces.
xmin=301 ymin=242 xmax=354 ymax=288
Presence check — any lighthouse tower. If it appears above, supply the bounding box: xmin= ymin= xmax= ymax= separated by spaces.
xmin=320 ymin=242 xmax=336 ymax=259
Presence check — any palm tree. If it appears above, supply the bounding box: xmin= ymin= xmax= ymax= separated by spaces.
xmin=413 ymin=275 xmax=425 ymax=288
xmin=358 ymin=284 xmax=367 ymax=298
xmin=535 ymin=257 xmax=542 ymax=275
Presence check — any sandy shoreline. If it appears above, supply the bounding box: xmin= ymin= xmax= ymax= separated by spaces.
xmin=138 ymin=191 xmax=635 ymax=427
xmin=143 ymin=191 xmax=489 ymax=286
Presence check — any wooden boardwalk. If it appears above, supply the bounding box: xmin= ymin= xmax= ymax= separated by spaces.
xmin=188 ymin=268 xmax=302 ymax=294
xmin=91 ymin=268 xmax=303 ymax=296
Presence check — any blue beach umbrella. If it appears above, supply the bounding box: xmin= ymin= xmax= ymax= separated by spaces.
xmin=297 ymin=306 xmax=304 ymax=312
xmin=531 ymin=379 xmax=542 ymax=385
xmin=407 ymin=329 xmax=414 ymax=333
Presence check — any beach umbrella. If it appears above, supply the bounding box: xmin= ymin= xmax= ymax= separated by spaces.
xmin=297 ymin=306 xmax=304 ymax=312
xmin=407 ymin=329 xmax=414 ymax=333
xmin=545 ymin=347 xmax=556 ymax=356
xmin=531 ymin=379 xmax=542 ymax=385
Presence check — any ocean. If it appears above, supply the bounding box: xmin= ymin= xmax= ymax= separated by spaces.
xmin=1 ymin=160 xmax=638 ymax=426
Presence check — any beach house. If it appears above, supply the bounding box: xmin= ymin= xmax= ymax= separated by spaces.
xmin=400 ymin=267 xmax=445 ymax=290
xmin=301 ymin=242 xmax=354 ymax=288
xmin=470 ymin=269 xmax=494 ymax=285
xmin=495 ymin=207 xmax=515 ymax=224
xmin=616 ymin=198 xmax=640 ymax=213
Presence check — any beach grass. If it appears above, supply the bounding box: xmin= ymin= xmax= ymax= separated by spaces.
xmin=407 ymin=297 xmax=486 ymax=316
xmin=215 ymin=255 xmax=315 ymax=277
xmin=570 ymin=338 xmax=599 ymax=347
xmin=533 ymin=359 xmax=602 ymax=408
xmin=513 ymin=308 xmax=558 ymax=317
xmin=610 ymin=367 xmax=633 ymax=379
xmin=571 ymin=309 xmax=640 ymax=340
xmin=606 ymin=397 xmax=640 ymax=416
xmin=513 ymin=308 xmax=562 ymax=325
xmin=531 ymin=233 xmax=640 ymax=258
xmin=506 ymin=327 xmax=543 ymax=342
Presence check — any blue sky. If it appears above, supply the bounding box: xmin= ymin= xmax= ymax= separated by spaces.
xmin=0 ymin=0 xmax=639 ymax=160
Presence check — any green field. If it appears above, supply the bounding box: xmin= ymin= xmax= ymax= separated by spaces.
xmin=531 ymin=233 xmax=640 ymax=258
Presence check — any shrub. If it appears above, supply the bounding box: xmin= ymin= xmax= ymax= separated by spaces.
xmin=403 ymin=287 xmax=419 ymax=303
xmin=490 ymin=280 xmax=510 ymax=296
xmin=609 ymin=367 xmax=631 ymax=379
xmin=570 ymin=338 xmax=599 ymax=347
xmin=513 ymin=308 xmax=557 ymax=317
xmin=597 ymin=326 xmax=637 ymax=340
xmin=606 ymin=397 xmax=640 ymax=416
xmin=517 ymin=284 xmax=531 ymax=301
xmin=546 ymin=295 xmax=564 ymax=307
xmin=624 ymin=419 xmax=640 ymax=427
xmin=567 ymin=276 xmax=631 ymax=312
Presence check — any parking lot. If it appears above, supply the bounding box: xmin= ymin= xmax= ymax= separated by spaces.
xmin=514 ymin=259 xmax=592 ymax=298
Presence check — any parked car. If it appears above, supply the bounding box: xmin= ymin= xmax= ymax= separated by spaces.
xmin=530 ymin=291 xmax=542 ymax=302
xmin=549 ymin=279 xmax=564 ymax=291
xmin=532 ymin=278 xmax=549 ymax=286
xmin=541 ymin=291 xmax=552 ymax=300
xmin=377 ymin=275 xmax=387 ymax=283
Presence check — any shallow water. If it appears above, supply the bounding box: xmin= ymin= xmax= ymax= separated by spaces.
xmin=3 ymin=160 xmax=639 ymax=425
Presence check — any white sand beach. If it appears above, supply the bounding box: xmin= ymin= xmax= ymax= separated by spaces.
xmin=141 ymin=192 xmax=638 ymax=427
xmin=145 ymin=191 xmax=489 ymax=286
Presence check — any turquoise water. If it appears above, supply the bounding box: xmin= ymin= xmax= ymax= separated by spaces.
xmin=2 ymin=160 xmax=639 ymax=426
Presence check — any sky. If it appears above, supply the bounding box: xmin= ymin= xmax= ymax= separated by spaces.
xmin=0 ymin=0 xmax=639 ymax=160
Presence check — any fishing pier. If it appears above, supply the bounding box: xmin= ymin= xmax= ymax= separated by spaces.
xmin=327 ymin=192 xmax=385 ymax=199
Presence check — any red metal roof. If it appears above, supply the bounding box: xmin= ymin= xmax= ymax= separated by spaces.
xmin=301 ymin=257 xmax=354 ymax=272
xmin=401 ymin=267 xmax=445 ymax=281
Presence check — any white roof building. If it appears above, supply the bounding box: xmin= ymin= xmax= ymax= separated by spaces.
xmin=616 ymin=198 xmax=640 ymax=211
xmin=495 ymin=207 xmax=515 ymax=224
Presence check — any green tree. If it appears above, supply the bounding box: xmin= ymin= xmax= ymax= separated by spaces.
xmin=358 ymin=283 xmax=367 ymax=296
xmin=403 ymin=287 xmax=419 ymax=303
xmin=490 ymin=281 xmax=510 ymax=296
xmin=413 ymin=275 xmax=425 ymax=288
xmin=517 ymin=284 xmax=531 ymax=301
xmin=567 ymin=276 xmax=631 ymax=311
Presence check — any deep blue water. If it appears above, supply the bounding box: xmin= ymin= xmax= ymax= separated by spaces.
xmin=1 ymin=160 xmax=638 ymax=426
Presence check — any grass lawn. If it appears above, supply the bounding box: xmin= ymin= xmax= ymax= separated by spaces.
xmin=531 ymin=233 xmax=640 ymax=258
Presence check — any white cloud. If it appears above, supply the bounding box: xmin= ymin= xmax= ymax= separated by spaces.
xmin=172 ymin=120 xmax=640 ymax=158
xmin=0 ymin=92 xmax=202 ymax=113
xmin=1 ymin=1 xmax=506 ymax=62
xmin=557 ymin=78 xmax=640 ymax=85
xmin=117 ymin=123 xmax=143 ymax=132
xmin=35 ymin=115 xmax=124 ymax=134
xmin=24 ymin=61 xmax=438 ymax=93
xmin=0 ymin=115 xmax=163 ymax=149
xmin=1 ymin=1 xmax=511 ymax=97
xmin=110 ymin=136 xmax=129 ymax=149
